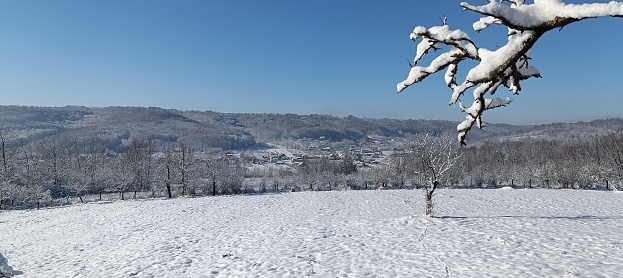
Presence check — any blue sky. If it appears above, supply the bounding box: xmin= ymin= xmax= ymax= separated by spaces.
xmin=1 ymin=0 xmax=621 ymax=124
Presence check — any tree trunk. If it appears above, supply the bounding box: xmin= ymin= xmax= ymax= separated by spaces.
xmin=424 ymin=181 xmax=439 ymax=217
xmin=166 ymin=163 xmax=172 ymax=198
xmin=212 ymin=176 xmax=216 ymax=196
xmin=424 ymin=192 xmax=433 ymax=217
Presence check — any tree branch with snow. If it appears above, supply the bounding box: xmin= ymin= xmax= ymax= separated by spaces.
xmin=397 ymin=0 xmax=623 ymax=145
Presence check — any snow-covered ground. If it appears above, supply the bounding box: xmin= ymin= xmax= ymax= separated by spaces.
xmin=2 ymin=189 xmax=623 ymax=277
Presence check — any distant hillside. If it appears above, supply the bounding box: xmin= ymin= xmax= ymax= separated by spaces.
xmin=1 ymin=105 xmax=622 ymax=152
xmin=496 ymin=119 xmax=623 ymax=142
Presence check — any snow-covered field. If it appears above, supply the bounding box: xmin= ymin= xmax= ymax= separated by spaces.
xmin=2 ymin=189 xmax=623 ymax=277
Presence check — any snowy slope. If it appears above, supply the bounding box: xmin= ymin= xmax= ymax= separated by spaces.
xmin=1 ymin=189 xmax=623 ymax=277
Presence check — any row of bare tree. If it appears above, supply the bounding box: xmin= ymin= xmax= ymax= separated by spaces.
xmin=0 ymin=132 xmax=246 ymax=209
xmin=1 ymin=128 xmax=622 ymax=210
xmin=453 ymin=133 xmax=623 ymax=190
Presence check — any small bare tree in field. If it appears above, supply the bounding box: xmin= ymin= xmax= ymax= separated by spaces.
xmin=397 ymin=0 xmax=623 ymax=145
xmin=415 ymin=134 xmax=461 ymax=217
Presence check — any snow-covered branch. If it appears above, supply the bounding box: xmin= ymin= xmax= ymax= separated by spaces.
xmin=461 ymin=1 xmax=623 ymax=31
xmin=397 ymin=0 xmax=623 ymax=145
xmin=396 ymin=25 xmax=478 ymax=93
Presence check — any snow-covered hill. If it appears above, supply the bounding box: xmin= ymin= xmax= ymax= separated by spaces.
xmin=1 ymin=189 xmax=623 ymax=277
xmin=3 ymin=105 xmax=622 ymax=152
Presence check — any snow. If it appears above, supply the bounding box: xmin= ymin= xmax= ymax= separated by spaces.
xmin=485 ymin=97 xmax=513 ymax=109
xmin=473 ymin=16 xmax=501 ymax=32
xmin=2 ymin=189 xmax=623 ymax=277
xmin=444 ymin=63 xmax=457 ymax=87
xmin=465 ymin=30 xmax=537 ymax=83
xmin=461 ymin=1 xmax=623 ymax=29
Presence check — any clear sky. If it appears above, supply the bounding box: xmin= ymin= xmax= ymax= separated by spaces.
xmin=1 ymin=0 xmax=622 ymax=125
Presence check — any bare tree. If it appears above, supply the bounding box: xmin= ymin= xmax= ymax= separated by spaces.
xmin=298 ymin=157 xmax=320 ymax=191
xmin=414 ymin=134 xmax=461 ymax=217
xmin=111 ymin=154 xmax=133 ymax=201
xmin=120 ymin=138 xmax=155 ymax=199
xmin=390 ymin=147 xmax=417 ymax=189
xmin=163 ymin=145 xmax=176 ymax=198
xmin=177 ymin=139 xmax=194 ymax=196
xmin=371 ymin=164 xmax=392 ymax=190
xmin=199 ymin=152 xmax=223 ymax=196
xmin=220 ymin=157 xmax=245 ymax=194
xmin=15 ymin=139 xmax=48 ymax=208
xmin=0 ymin=129 xmax=15 ymax=209
xmin=64 ymin=137 xmax=88 ymax=203
xmin=601 ymin=132 xmax=623 ymax=188
xmin=397 ymin=1 xmax=623 ymax=145
xmin=37 ymin=136 xmax=72 ymax=199
xmin=84 ymin=138 xmax=107 ymax=200
xmin=339 ymin=153 xmax=357 ymax=175
xmin=0 ymin=128 xmax=11 ymax=179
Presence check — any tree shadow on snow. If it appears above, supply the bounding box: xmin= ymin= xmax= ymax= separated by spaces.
xmin=438 ymin=215 xmax=623 ymax=220
xmin=0 ymin=252 xmax=23 ymax=277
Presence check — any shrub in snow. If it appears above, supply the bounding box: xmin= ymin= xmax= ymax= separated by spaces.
xmin=397 ymin=0 xmax=623 ymax=145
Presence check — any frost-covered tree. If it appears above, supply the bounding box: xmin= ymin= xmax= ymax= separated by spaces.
xmin=220 ymin=158 xmax=245 ymax=194
xmin=397 ymin=0 xmax=623 ymax=145
xmin=162 ymin=145 xmax=176 ymax=198
xmin=415 ymin=134 xmax=461 ymax=217
xmin=339 ymin=153 xmax=357 ymax=175
xmin=124 ymin=138 xmax=154 ymax=199
xmin=600 ymin=132 xmax=623 ymax=186
xmin=0 ymin=129 xmax=12 ymax=180
xmin=198 ymin=152 xmax=224 ymax=196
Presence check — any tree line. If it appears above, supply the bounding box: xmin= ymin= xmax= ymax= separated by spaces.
xmin=454 ymin=134 xmax=623 ymax=190
xmin=1 ymin=127 xmax=622 ymax=210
